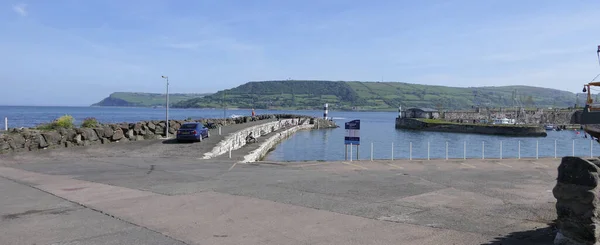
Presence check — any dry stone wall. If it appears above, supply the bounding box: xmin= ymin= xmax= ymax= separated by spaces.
xmin=553 ymin=156 xmax=600 ymax=245
xmin=0 ymin=114 xmax=313 ymax=154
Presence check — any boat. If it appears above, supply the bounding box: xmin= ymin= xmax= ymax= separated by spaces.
xmin=230 ymin=114 xmax=243 ymax=119
xmin=580 ymin=45 xmax=600 ymax=140
xmin=544 ymin=125 xmax=555 ymax=131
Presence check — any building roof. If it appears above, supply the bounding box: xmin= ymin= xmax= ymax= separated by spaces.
xmin=407 ymin=108 xmax=438 ymax=112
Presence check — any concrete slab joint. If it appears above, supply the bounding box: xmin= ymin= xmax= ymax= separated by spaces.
xmin=553 ymin=156 xmax=600 ymax=245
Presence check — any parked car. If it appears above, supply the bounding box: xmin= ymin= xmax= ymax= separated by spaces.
xmin=176 ymin=122 xmax=209 ymax=142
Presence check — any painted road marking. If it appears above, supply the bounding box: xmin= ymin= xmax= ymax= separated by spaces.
xmin=532 ymin=161 xmax=549 ymax=168
xmin=387 ymin=163 xmax=404 ymax=169
xmin=296 ymin=162 xmax=329 ymax=168
xmin=342 ymin=162 xmax=368 ymax=170
xmin=495 ymin=162 xmax=513 ymax=168
xmin=228 ymin=162 xmax=238 ymax=171
xmin=460 ymin=163 xmax=476 ymax=169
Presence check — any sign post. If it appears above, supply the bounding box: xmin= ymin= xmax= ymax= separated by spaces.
xmin=345 ymin=120 xmax=360 ymax=160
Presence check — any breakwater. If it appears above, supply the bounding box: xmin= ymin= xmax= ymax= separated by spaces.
xmin=0 ymin=114 xmax=330 ymax=154
xmin=395 ymin=118 xmax=547 ymax=137
xmin=443 ymin=108 xmax=576 ymax=125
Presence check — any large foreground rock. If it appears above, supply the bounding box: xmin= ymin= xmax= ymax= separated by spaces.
xmin=553 ymin=156 xmax=600 ymax=245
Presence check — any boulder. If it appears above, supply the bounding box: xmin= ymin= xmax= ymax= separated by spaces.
xmin=36 ymin=134 xmax=49 ymax=148
xmin=78 ymin=128 xmax=99 ymax=141
xmin=112 ymin=129 xmax=124 ymax=141
xmin=143 ymin=132 xmax=156 ymax=140
xmin=168 ymin=127 xmax=176 ymax=135
xmin=72 ymin=134 xmax=82 ymax=144
xmin=119 ymin=137 xmax=129 ymax=143
xmin=155 ymin=126 xmax=164 ymax=136
xmin=133 ymin=123 xmax=143 ymax=134
xmin=100 ymin=138 xmax=109 ymax=144
xmin=147 ymin=122 xmax=156 ymax=131
xmin=7 ymin=134 xmax=26 ymax=150
xmin=135 ymin=135 xmax=144 ymax=141
xmin=93 ymin=128 xmax=105 ymax=139
xmin=64 ymin=141 xmax=73 ymax=148
xmin=0 ymin=138 xmax=9 ymax=151
xmin=138 ymin=127 xmax=147 ymax=135
xmin=158 ymin=122 xmax=166 ymax=127
xmin=42 ymin=131 xmax=62 ymax=145
xmin=103 ymin=126 xmax=114 ymax=138
xmin=125 ymin=130 xmax=134 ymax=139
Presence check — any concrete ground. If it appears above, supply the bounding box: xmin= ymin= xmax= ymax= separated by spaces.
xmin=0 ymin=134 xmax=559 ymax=245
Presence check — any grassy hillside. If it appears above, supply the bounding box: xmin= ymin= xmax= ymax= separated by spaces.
xmin=171 ymin=80 xmax=582 ymax=110
xmin=92 ymin=92 xmax=212 ymax=107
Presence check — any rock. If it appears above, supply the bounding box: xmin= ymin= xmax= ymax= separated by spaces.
xmin=7 ymin=134 xmax=26 ymax=150
xmin=144 ymin=132 xmax=156 ymax=140
xmin=93 ymin=128 xmax=105 ymax=138
xmin=78 ymin=128 xmax=99 ymax=141
xmin=100 ymin=138 xmax=109 ymax=144
xmin=133 ymin=123 xmax=143 ymax=134
xmin=119 ymin=137 xmax=129 ymax=143
xmin=0 ymin=138 xmax=9 ymax=151
xmin=138 ymin=127 xmax=147 ymax=135
xmin=103 ymin=126 xmax=114 ymax=138
xmin=36 ymin=134 xmax=49 ymax=148
xmin=125 ymin=129 xmax=134 ymax=139
xmin=112 ymin=129 xmax=124 ymax=141
xmin=155 ymin=126 xmax=164 ymax=136
xmin=64 ymin=141 xmax=72 ymax=148
xmin=168 ymin=127 xmax=176 ymax=134
xmin=72 ymin=134 xmax=82 ymax=144
xmin=135 ymin=135 xmax=144 ymax=141
xmin=42 ymin=131 xmax=62 ymax=145
xmin=158 ymin=122 xmax=166 ymax=127
xmin=147 ymin=122 xmax=156 ymax=131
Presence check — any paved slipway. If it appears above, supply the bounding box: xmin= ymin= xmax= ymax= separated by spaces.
xmin=0 ymin=119 xmax=559 ymax=245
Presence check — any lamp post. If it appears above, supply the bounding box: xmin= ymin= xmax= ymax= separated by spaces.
xmin=161 ymin=76 xmax=169 ymax=138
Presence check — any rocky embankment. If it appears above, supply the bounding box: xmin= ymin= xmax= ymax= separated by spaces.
xmin=0 ymin=114 xmax=322 ymax=154
xmin=395 ymin=118 xmax=547 ymax=137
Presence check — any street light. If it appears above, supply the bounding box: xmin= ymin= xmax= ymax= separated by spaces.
xmin=161 ymin=75 xmax=170 ymax=138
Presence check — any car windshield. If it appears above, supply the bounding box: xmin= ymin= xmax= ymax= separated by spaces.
xmin=180 ymin=124 xmax=198 ymax=129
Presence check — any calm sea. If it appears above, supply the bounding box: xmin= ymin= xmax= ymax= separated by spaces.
xmin=0 ymin=106 xmax=593 ymax=161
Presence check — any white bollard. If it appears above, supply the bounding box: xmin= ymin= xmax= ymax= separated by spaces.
xmin=4 ymin=117 xmax=7 ymax=131
xmin=427 ymin=141 xmax=430 ymax=160
xmin=573 ymin=140 xmax=575 ymax=156
xmin=536 ymin=140 xmax=539 ymax=159
xmin=229 ymin=145 xmax=232 ymax=159
xmin=518 ymin=141 xmax=521 ymax=159
xmin=219 ymin=126 xmax=222 ymax=135
xmin=370 ymin=142 xmax=373 ymax=161
xmin=554 ymin=140 xmax=557 ymax=159
xmin=500 ymin=141 xmax=502 ymax=159
xmin=445 ymin=141 xmax=448 ymax=160
xmin=463 ymin=141 xmax=466 ymax=160
xmin=409 ymin=142 xmax=412 ymax=160
xmin=482 ymin=141 xmax=485 ymax=159
xmin=391 ymin=142 xmax=394 ymax=161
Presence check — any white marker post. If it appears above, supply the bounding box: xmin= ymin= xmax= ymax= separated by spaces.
xmin=500 ymin=141 xmax=503 ymax=160
xmin=370 ymin=142 xmax=373 ymax=161
xmin=445 ymin=141 xmax=448 ymax=160
xmin=3 ymin=117 xmax=6 ymax=131
xmin=229 ymin=145 xmax=232 ymax=159
xmin=219 ymin=126 xmax=222 ymax=135
xmin=409 ymin=142 xmax=412 ymax=160
xmin=391 ymin=142 xmax=394 ymax=161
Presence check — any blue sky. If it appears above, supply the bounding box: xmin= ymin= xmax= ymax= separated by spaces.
xmin=1 ymin=0 xmax=599 ymax=106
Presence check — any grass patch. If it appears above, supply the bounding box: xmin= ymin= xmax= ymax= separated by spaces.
xmin=36 ymin=115 xmax=75 ymax=130
xmin=81 ymin=117 xmax=100 ymax=128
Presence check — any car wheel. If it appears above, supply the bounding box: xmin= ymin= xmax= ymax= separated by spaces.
xmin=198 ymin=136 xmax=203 ymax=142
xmin=206 ymin=131 xmax=210 ymax=138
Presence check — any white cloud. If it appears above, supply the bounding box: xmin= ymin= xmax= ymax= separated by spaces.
xmin=12 ymin=3 xmax=27 ymax=17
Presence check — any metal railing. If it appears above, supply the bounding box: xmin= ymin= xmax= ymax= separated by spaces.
xmin=347 ymin=139 xmax=599 ymax=161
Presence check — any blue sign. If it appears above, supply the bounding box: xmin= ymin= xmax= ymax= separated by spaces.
xmin=344 ymin=120 xmax=360 ymax=145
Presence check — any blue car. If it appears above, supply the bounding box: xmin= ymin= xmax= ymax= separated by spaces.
xmin=176 ymin=122 xmax=210 ymax=142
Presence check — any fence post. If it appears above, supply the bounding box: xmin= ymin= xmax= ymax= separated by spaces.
xmin=445 ymin=141 xmax=448 ymax=160
xmin=427 ymin=141 xmax=430 ymax=160
xmin=500 ymin=141 xmax=503 ymax=159
xmin=572 ymin=140 xmax=575 ymax=156
xmin=536 ymin=140 xmax=539 ymax=159
xmin=463 ymin=141 xmax=466 ymax=160
xmin=482 ymin=141 xmax=485 ymax=159
xmin=409 ymin=142 xmax=412 ymax=160
xmin=391 ymin=142 xmax=394 ymax=161
xmin=350 ymin=143 xmax=353 ymax=161
xmin=219 ymin=126 xmax=222 ymax=135
xmin=3 ymin=117 xmax=6 ymax=131
xmin=554 ymin=140 xmax=557 ymax=158
xmin=370 ymin=142 xmax=373 ymax=161
xmin=518 ymin=141 xmax=521 ymax=159
xmin=229 ymin=145 xmax=232 ymax=159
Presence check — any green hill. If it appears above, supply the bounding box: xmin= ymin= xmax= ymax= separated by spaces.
xmin=92 ymin=92 xmax=212 ymax=107
xmin=171 ymin=80 xmax=583 ymax=111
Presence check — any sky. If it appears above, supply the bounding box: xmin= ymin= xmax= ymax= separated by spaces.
xmin=1 ymin=0 xmax=599 ymax=106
